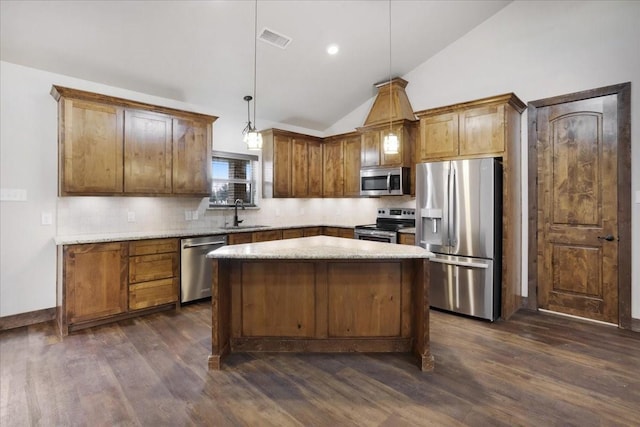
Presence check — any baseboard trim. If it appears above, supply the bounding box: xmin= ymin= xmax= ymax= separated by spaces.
xmin=632 ymin=317 xmax=640 ymax=333
xmin=0 ymin=307 xmax=56 ymax=331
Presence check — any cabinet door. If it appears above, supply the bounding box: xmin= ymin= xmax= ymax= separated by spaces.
xmin=124 ymin=110 xmax=173 ymax=194
xmin=64 ymin=243 xmax=128 ymax=324
xmin=380 ymin=124 xmax=405 ymax=166
xmin=291 ymin=138 xmax=308 ymax=197
xmin=419 ymin=112 xmax=459 ymax=161
xmin=172 ymin=118 xmax=211 ymax=195
xmin=129 ymin=253 xmax=178 ymax=283
xmin=459 ymin=104 xmax=505 ymax=156
xmin=307 ymin=140 xmax=324 ymax=197
xmin=60 ymin=99 xmax=124 ymax=194
xmin=361 ymin=131 xmax=380 ymax=167
xmin=343 ymin=136 xmax=361 ymax=197
xmin=228 ymin=232 xmax=253 ymax=245
xmin=282 ymin=228 xmax=305 ymax=239
xmin=322 ymin=140 xmax=344 ymax=197
xmin=273 ymin=134 xmax=292 ymax=197
xmin=252 ymin=230 xmax=282 ymax=242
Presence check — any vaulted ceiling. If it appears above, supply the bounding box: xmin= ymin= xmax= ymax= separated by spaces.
xmin=1 ymin=0 xmax=511 ymax=131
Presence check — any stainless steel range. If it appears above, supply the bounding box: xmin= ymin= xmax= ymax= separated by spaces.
xmin=354 ymin=208 xmax=416 ymax=244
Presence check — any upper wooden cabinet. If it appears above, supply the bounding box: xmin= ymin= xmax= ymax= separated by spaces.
xmin=358 ymin=121 xmax=416 ymax=168
xmin=322 ymin=132 xmax=361 ymax=198
xmin=415 ymin=93 xmax=525 ymax=162
xmin=262 ymin=129 xmax=323 ymax=198
xmin=51 ymin=86 xmax=217 ymax=196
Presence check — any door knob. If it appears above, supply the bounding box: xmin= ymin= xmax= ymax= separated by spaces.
xmin=597 ymin=234 xmax=615 ymax=242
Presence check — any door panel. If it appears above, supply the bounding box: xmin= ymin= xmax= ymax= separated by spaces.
xmin=537 ymin=95 xmax=619 ymax=323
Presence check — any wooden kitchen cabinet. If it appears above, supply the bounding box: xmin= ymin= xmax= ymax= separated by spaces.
xmin=228 ymin=232 xmax=253 ymax=245
xmin=172 ymin=118 xmax=212 ymax=195
xmin=398 ymin=233 xmax=416 ymax=246
xmin=59 ymin=242 xmax=128 ymax=331
xmin=262 ymin=129 xmax=323 ymax=198
xmin=322 ymin=132 xmax=361 ymax=197
xmin=128 ymin=238 xmax=179 ymax=311
xmin=55 ymin=98 xmax=125 ymax=195
xmin=124 ymin=110 xmax=173 ymax=194
xmin=252 ymin=230 xmax=283 ymax=242
xmin=358 ymin=122 xmax=415 ymax=168
xmin=323 ymin=226 xmax=354 ymax=238
xmin=415 ymin=94 xmax=523 ymax=162
xmin=51 ymin=85 xmax=217 ymax=196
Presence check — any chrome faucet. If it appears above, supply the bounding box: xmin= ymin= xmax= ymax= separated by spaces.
xmin=233 ymin=199 xmax=245 ymax=226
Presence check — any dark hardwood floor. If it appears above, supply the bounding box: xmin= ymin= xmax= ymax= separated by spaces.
xmin=2 ymin=301 xmax=639 ymax=426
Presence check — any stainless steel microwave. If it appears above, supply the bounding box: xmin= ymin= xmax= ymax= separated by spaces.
xmin=360 ymin=166 xmax=410 ymax=196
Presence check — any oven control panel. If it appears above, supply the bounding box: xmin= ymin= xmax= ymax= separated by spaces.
xmin=377 ymin=208 xmax=415 ymax=220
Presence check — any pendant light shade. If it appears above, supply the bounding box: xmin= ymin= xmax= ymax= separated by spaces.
xmin=243 ymin=95 xmax=262 ymax=151
xmin=243 ymin=0 xmax=262 ymax=151
xmin=382 ymin=0 xmax=398 ymax=155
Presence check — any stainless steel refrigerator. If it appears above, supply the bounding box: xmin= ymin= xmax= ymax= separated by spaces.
xmin=416 ymin=158 xmax=502 ymax=321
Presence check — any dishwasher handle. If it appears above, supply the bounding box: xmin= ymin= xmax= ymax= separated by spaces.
xmin=183 ymin=240 xmax=226 ymax=249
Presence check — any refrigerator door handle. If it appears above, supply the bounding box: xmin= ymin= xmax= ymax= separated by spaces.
xmin=429 ymin=257 xmax=489 ymax=269
xmin=451 ymin=167 xmax=457 ymax=246
xmin=447 ymin=167 xmax=454 ymax=247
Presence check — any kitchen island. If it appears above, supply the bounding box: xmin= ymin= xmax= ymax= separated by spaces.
xmin=206 ymin=236 xmax=434 ymax=371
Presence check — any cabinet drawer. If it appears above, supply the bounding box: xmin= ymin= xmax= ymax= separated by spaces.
xmin=129 ymin=253 xmax=178 ymax=283
xmin=303 ymin=227 xmax=322 ymax=237
xmin=129 ymin=278 xmax=178 ymax=311
xmin=228 ymin=232 xmax=253 ymax=245
xmin=282 ymin=228 xmax=304 ymax=239
xmin=253 ymin=230 xmax=282 ymax=242
xmin=129 ymin=238 xmax=178 ymax=256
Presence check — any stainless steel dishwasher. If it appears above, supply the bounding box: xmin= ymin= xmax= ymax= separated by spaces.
xmin=180 ymin=235 xmax=227 ymax=303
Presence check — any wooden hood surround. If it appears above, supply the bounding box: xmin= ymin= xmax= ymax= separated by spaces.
xmin=362 ymin=77 xmax=416 ymax=127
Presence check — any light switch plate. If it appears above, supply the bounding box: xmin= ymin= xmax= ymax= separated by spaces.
xmin=127 ymin=211 xmax=136 ymax=222
xmin=184 ymin=210 xmax=192 ymax=221
xmin=41 ymin=212 xmax=53 ymax=225
xmin=192 ymin=210 xmax=199 ymax=220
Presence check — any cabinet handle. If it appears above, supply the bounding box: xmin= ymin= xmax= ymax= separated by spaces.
xmin=597 ymin=235 xmax=615 ymax=242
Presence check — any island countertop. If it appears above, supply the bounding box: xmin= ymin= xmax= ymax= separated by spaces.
xmin=206 ymin=235 xmax=433 ymax=260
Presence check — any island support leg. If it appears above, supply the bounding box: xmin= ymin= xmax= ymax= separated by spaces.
xmin=209 ymin=259 xmax=231 ymax=370
xmin=413 ymin=258 xmax=434 ymax=371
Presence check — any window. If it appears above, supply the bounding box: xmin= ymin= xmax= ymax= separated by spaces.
xmin=209 ymin=151 xmax=258 ymax=208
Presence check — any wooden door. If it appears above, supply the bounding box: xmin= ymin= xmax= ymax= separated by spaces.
xmin=418 ymin=112 xmax=458 ymax=161
xmin=64 ymin=243 xmax=128 ymax=324
xmin=459 ymin=104 xmax=505 ymax=156
xmin=60 ymin=99 xmax=124 ymax=194
xmin=291 ymin=138 xmax=308 ymax=197
xmin=322 ymin=140 xmax=344 ymax=197
xmin=273 ymin=134 xmax=292 ymax=197
xmin=124 ymin=110 xmax=172 ymax=194
xmin=172 ymin=118 xmax=211 ymax=195
xmin=343 ymin=136 xmax=361 ymax=197
xmin=533 ymin=87 xmax=630 ymax=325
xmin=307 ymin=140 xmax=324 ymax=197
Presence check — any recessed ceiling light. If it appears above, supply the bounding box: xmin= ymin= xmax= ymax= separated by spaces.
xmin=327 ymin=44 xmax=339 ymax=55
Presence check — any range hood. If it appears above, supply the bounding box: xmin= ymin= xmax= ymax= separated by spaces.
xmin=361 ymin=77 xmax=416 ymax=127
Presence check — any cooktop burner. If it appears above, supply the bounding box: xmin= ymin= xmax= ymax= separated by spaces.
xmin=355 ymin=208 xmax=416 ymax=232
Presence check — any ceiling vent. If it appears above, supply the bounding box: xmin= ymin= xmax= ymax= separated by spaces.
xmin=258 ymin=28 xmax=292 ymax=49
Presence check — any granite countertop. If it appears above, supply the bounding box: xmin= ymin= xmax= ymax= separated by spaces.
xmin=54 ymin=224 xmax=348 ymax=245
xmin=206 ymin=235 xmax=433 ymax=260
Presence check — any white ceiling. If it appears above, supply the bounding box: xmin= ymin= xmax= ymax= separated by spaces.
xmin=1 ymin=0 xmax=511 ymax=132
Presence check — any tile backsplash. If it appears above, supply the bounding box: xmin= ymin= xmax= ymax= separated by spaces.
xmin=56 ymin=196 xmax=416 ymax=237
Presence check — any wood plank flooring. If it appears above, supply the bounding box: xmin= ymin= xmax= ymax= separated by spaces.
xmin=1 ymin=301 xmax=639 ymax=426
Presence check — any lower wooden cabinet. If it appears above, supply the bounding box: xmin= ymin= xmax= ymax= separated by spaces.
xmin=398 ymin=233 xmax=416 ymax=246
xmin=61 ymin=242 xmax=128 ymax=326
xmin=323 ymin=226 xmax=354 ymax=238
xmin=128 ymin=239 xmax=179 ymax=311
xmin=58 ymin=238 xmax=179 ymax=335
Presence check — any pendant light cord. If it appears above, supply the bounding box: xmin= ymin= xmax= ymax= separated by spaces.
xmin=388 ymin=0 xmax=392 ymax=135
xmin=253 ymin=0 xmax=258 ymax=130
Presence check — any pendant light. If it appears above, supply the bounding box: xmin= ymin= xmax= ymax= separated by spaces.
xmin=243 ymin=0 xmax=262 ymax=151
xmin=382 ymin=0 xmax=399 ymax=155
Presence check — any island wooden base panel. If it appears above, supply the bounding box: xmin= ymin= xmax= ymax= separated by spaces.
xmin=4 ymin=301 xmax=639 ymax=426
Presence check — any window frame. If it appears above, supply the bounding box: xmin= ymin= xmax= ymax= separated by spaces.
xmin=209 ymin=150 xmax=259 ymax=209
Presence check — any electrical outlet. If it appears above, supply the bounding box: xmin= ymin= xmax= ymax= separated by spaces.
xmin=41 ymin=212 xmax=53 ymax=225
xmin=184 ymin=210 xmax=192 ymax=221
xmin=127 ymin=211 xmax=136 ymax=222
xmin=192 ymin=210 xmax=199 ymax=220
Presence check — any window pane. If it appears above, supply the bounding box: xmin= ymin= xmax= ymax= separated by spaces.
xmin=210 ymin=155 xmax=256 ymax=207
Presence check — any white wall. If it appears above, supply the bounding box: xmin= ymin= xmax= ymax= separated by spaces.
xmin=329 ymin=0 xmax=640 ymax=319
